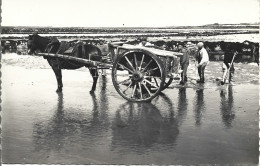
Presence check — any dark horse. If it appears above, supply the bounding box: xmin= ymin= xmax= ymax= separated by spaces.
xmin=27 ymin=33 xmax=103 ymax=93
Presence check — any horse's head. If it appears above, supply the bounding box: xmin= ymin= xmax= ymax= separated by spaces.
xmin=27 ymin=33 xmax=38 ymax=55
xmin=27 ymin=33 xmax=49 ymax=55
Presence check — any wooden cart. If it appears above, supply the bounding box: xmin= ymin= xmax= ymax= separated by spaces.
xmin=38 ymin=42 xmax=183 ymax=102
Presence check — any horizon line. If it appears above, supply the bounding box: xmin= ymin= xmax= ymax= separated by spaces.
xmin=1 ymin=22 xmax=259 ymax=28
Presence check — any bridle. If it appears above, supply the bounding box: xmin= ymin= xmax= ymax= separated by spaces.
xmin=28 ymin=34 xmax=50 ymax=54
xmin=27 ymin=35 xmax=36 ymax=54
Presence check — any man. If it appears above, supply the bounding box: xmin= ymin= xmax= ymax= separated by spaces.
xmin=178 ymin=43 xmax=190 ymax=85
xmin=221 ymin=45 xmax=238 ymax=85
xmin=138 ymin=39 xmax=153 ymax=47
xmin=243 ymin=40 xmax=259 ymax=66
xmin=196 ymin=42 xmax=209 ymax=83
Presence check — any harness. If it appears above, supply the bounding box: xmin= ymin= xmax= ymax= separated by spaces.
xmin=45 ymin=41 xmax=97 ymax=71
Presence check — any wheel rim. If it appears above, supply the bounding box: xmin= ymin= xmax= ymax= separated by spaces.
xmin=162 ymin=77 xmax=174 ymax=91
xmin=112 ymin=50 xmax=165 ymax=102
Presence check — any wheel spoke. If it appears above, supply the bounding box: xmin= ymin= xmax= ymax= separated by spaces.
xmin=139 ymin=54 xmax=145 ymax=70
xmin=144 ymin=76 xmax=161 ymax=79
xmin=118 ymin=78 xmax=131 ymax=85
xmin=143 ymin=75 xmax=153 ymax=79
xmin=138 ymin=82 xmax=143 ymax=99
xmin=146 ymin=67 xmax=159 ymax=73
xmin=122 ymin=82 xmax=132 ymax=93
xmin=118 ymin=63 xmax=134 ymax=73
xmin=141 ymin=59 xmax=153 ymax=72
xmin=134 ymin=53 xmax=138 ymax=71
xmin=131 ymin=83 xmax=137 ymax=98
xmin=154 ymin=77 xmax=159 ymax=87
xmin=144 ymin=78 xmax=159 ymax=88
xmin=115 ymin=73 xmax=132 ymax=77
xmin=142 ymin=83 xmax=152 ymax=96
xmin=125 ymin=56 xmax=136 ymax=71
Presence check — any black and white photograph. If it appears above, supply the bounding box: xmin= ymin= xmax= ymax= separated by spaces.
xmin=1 ymin=0 xmax=259 ymax=165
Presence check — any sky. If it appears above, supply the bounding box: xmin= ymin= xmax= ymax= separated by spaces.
xmin=1 ymin=0 xmax=259 ymax=27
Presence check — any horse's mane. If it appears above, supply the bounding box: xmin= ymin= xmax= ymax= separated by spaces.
xmin=34 ymin=34 xmax=50 ymax=45
xmin=33 ymin=34 xmax=53 ymax=52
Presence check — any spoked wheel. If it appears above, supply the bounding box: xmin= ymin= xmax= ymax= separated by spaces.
xmin=112 ymin=50 xmax=165 ymax=102
xmin=146 ymin=77 xmax=173 ymax=92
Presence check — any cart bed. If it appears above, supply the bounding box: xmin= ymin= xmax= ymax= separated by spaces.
xmin=117 ymin=44 xmax=183 ymax=57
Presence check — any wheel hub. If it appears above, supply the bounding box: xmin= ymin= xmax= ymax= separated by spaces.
xmin=132 ymin=71 xmax=144 ymax=82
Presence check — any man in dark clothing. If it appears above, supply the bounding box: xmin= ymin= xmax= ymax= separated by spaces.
xmin=221 ymin=49 xmax=238 ymax=85
xmin=178 ymin=44 xmax=190 ymax=85
xmin=243 ymin=41 xmax=259 ymax=66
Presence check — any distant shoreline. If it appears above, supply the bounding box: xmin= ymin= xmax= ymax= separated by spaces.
xmin=2 ymin=24 xmax=259 ymax=34
xmin=1 ymin=32 xmax=259 ymax=43
xmin=2 ymin=23 xmax=259 ymax=29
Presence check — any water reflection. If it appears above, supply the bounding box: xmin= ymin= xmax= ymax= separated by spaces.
xmin=193 ymin=89 xmax=205 ymax=126
xmin=32 ymin=78 xmax=110 ymax=153
xmin=111 ymin=96 xmax=180 ymax=153
xmin=177 ymin=88 xmax=188 ymax=125
xmin=89 ymin=76 xmax=110 ymax=129
xmin=152 ymin=93 xmax=175 ymax=121
xmin=220 ymin=86 xmax=235 ymax=128
xmin=33 ymin=93 xmax=66 ymax=151
xmin=31 ymin=80 xmax=236 ymax=158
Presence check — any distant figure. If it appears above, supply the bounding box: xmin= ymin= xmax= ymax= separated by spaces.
xmin=161 ymin=44 xmax=167 ymax=50
xmin=221 ymin=46 xmax=238 ymax=85
xmin=195 ymin=42 xmax=209 ymax=83
xmin=243 ymin=41 xmax=259 ymax=66
xmin=138 ymin=37 xmax=153 ymax=47
xmin=178 ymin=43 xmax=191 ymax=85
xmin=172 ymin=44 xmax=178 ymax=51
xmin=97 ymin=41 xmax=109 ymax=77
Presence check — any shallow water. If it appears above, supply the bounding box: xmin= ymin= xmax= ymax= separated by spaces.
xmin=1 ymin=62 xmax=259 ymax=165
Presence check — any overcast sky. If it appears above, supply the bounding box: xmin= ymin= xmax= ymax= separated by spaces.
xmin=1 ymin=0 xmax=259 ymax=27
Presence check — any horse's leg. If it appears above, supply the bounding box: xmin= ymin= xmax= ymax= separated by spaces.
xmin=89 ymin=68 xmax=99 ymax=94
xmin=52 ymin=67 xmax=63 ymax=92
xmin=48 ymin=59 xmax=63 ymax=92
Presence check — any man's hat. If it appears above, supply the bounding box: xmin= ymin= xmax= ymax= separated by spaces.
xmin=186 ymin=41 xmax=192 ymax=45
xmin=197 ymin=42 xmax=204 ymax=47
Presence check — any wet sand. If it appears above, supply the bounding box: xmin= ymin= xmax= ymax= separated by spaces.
xmin=1 ymin=54 xmax=259 ymax=165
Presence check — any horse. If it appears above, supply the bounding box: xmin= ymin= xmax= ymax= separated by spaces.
xmin=27 ymin=33 xmax=103 ymax=93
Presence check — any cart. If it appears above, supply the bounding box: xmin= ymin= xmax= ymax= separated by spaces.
xmin=37 ymin=42 xmax=183 ymax=102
